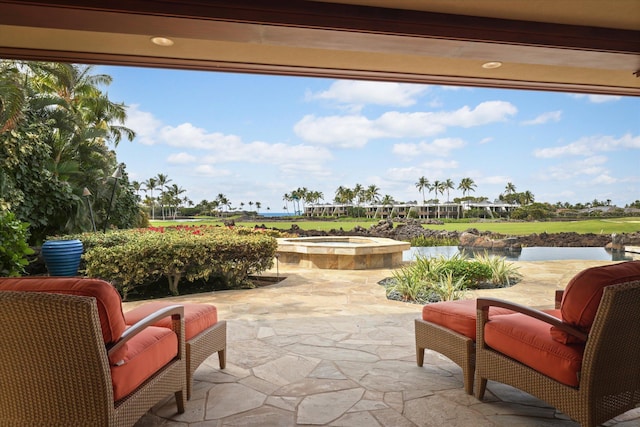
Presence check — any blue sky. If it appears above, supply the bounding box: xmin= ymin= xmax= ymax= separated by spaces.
xmin=99 ymin=65 xmax=640 ymax=212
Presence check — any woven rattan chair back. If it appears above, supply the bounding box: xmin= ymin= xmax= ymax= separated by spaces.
xmin=579 ymin=280 xmax=640 ymax=424
xmin=0 ymin=291 xmax=114 ymax=425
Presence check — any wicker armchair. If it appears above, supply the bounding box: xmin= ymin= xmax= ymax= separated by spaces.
xmin=0 ymin=282 xmax=187 ymax=426
xmin=474 ymin=265 xmax=640 ymax=426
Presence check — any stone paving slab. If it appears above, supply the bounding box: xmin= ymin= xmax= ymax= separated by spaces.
xmin=131 ymin=260 xmax=640 ymax=426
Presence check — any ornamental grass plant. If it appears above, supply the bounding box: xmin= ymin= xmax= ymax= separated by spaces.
xmin=386 ymin=252 xmax=520 ymax=304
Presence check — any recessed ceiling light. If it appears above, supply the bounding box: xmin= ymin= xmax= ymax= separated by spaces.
xmin=151 ymin=36 xmax=174 ymax=47
xmin=482 ymin=61 xmax=503 ymax=69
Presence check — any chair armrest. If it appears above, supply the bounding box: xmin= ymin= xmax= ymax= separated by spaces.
xmin=477 ymin=298 xmax=588 ymax=342
xmin=555 ymin=290 xmax=564 ymax=309
xmin=108 ymin=305 xmax=184 ymax=357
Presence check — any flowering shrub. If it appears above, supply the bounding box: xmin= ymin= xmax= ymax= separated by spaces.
xmin=76 ymin=225 xmax=277 ymax=299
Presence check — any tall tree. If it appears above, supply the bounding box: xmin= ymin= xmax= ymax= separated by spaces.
xmin=457 ymin=177 xmax=476 ymax=199
xmin=1 ymin=61 xmax=138 ymax=241
xmin=143 ymin=177 xmax=158 ymax=220
xmin=155 ymin=173 xmax=171 ymax=220
xmin=443 ymin=179 xmax=455 ymax=202
xmin=0 ymin=62 xmax=26 ymax=133
xmin=366 ymin=184 xmax=381 ymax=204
xmin=505 ymin=182 xmax=517 ymax=195
xmin=415 ymin=177 xmax=429 ymax=203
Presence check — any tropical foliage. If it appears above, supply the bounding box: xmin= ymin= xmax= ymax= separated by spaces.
xmin=0 ymin=61 xmax=140 ymax=243
xmin=0 ymin=211 xmax=35 ymax=277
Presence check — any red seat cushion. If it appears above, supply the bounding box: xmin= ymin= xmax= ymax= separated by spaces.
xmin=553 ymin=261 xmax=640 ymax=343
xmin=422 ymin=299 xmax=514 ymax=341
xmin=125 ymin=302 xmax=218 ymax=341
xmin=110 ymin=326 xmax=178 ymax=401
xmin=0 ymin=277 xmax=128 ymax=364
xmin=485 ymin=310 xmax=584 ymax=387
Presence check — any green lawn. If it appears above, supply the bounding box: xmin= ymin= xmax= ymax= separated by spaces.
xmin=150 ymin=217 xmax=640 ymax=235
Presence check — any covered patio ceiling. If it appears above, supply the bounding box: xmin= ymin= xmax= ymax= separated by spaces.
xmin=0 ymin=0 xmax=639 ymax=95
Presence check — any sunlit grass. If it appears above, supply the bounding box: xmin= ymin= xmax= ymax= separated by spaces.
xmin=150 ymin=217 xmax=640 ymax=235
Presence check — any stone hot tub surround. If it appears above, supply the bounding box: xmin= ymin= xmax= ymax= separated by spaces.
xmin=276 ymin=236 xmax=410 ymax=270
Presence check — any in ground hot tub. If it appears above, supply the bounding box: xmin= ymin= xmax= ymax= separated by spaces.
xmin=276 ymin=236 xmax=410 ymax=269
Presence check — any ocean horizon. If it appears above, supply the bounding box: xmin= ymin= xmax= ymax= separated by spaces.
xmin=260 ymin=212 xmax=292 ymax=218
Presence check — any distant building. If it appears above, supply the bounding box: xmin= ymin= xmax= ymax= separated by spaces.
xmin=304 ymin=201 xmax=519 ymax=219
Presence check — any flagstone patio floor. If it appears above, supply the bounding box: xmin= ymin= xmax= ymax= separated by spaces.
xmin=129 ymin=259 xmax=640 ymax=427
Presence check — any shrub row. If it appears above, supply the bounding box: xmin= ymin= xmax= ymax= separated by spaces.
xmin=62 ymin=225 xmax=278 ymax=299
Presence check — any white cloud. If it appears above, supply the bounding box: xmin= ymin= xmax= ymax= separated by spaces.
xmin=592 ymin=174 xmax=617 ymax=184
xmin=294 ymin=101 xmax=517 ymax=147
xmin=393 ymin=138 xmax=466 ymax=158
xmin=307 ymin=80 xmax=428 ymax=108
xmin=536 ymin=156 xmax=609 ymax=181
xmin=167 ymin=152 xmax=197 ymax=164
xmin=522 ymin=110 xmax=562 ymax=125
xmin=572 ymin=94 xmax=622 ymax=104
xmin=421 ymin=159 xmax=459 ymax=171
xmin=126 ymin=107 xmax=333 ymax=177
xmin=479 ymin=137 xmax=493 ymax=144
xmin=193 ymin=165 xmax=232 ymax=177
xmin=125 ymin=104 xmax=163 ymax=145
xmin=534 ymin=133 xmax=640 ymax=158
xmin=293 ymin=115 xmax=382 ymax=148
xmin=159 ymin=123 xmax=242 ymax=149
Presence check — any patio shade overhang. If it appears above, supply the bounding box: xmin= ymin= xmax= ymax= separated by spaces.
xmin=0 ymin=0 xmax=639 ymax=96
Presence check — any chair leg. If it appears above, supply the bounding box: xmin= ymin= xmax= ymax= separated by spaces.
xmin=218 ymin=349 xmax=226 ymax=369
xmin=474 ymin=376 xmax=487 ymax=400
xmin=463 ymin=368 xmax=474 ymax=395
xmin=175 ymin=389 xmax=186 ymax=414
xmin=416 ymin=345 xmax=425 ymax=367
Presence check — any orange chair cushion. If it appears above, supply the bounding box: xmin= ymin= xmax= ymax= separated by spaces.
xmin=0 ymin=277 xmax=126 ymax=344
xmin=554 ymin=261 xmax=640 ymax=343
xmin=485 ymin=310 xmax=584 ymax=387
xmin=125 ymin=302 xmax=218 ymax=341
xmin=0 ymin=277 xmax=129 ymax=365
xmin=110 ymin=326 xmax=178 ymax=401
xmin=422 ymin=299 xmax=514 ymax=341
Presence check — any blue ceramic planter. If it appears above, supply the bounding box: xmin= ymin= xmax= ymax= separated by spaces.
xmin=41 ymin=239 xmax=84 ymax=276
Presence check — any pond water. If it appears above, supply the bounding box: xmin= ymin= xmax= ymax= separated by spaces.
xmin=405 ymin=246 xmax=634 ymax=262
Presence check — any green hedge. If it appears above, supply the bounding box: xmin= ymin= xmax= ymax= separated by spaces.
xmin=67 ymin=225 xmax=277 ymax=298
xmin=0 ymin=211 xmax=35 ymax=277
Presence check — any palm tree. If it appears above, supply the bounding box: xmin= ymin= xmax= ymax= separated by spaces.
xmin=155 ymin=173 xmax=171 ymax=219
xmin=457 ymin=177 xmax=476 ymax=199
xmin=131 ymin=180 xmax=142 ymax=201
xmin=366 ymin=184 xmax=381 ymax=204
xmin=282 ymin=193 xmax=292 ymax=213
xmin=443 ymin=179 xmax=455 ymax=202
xmin=293 ymin=187 xmax=309 ymax=214
xmin=380 ymin=194 xmax=395 ymax=205
xmin=353 ymin=183 xmax=364 ymax=206
xmin=0 ymin=62 xmax=26 ymax=133
xmin=255 ymin=201 xmax=261 ymax=213
xmin=432 ymin=180 xmax=442 ymax=202
xmin=165 ymin=184 xmax=185 ymax=219
xmin=521 ymin=190 xmax=535 ymax=205
xmin=505 ymin=182 xmax=517 ymax=195
xmin=143 ymin=177 xmax=158 ymax=220
xmin=334 ymin=186 xmax=347 ymax=204
xmin=215 ymin=193 xmax=231 ymax=213
xmin=415 ymin=177 xmax=429 ymax=203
